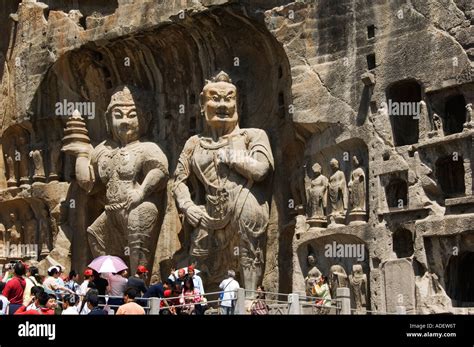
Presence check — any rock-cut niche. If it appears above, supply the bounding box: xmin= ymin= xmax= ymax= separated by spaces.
xmin=28 ymin=7 xmax=293 ymax=277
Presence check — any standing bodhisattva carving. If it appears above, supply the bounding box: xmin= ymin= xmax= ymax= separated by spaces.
xmin=62 ymin=86 xmax=169 ymax=272
xmin=328 ymin=159 xmax=348 ymax=224
xmin=306 ymin=163 xmax=328 ymax=226
xmin=173 ymin=71 xmax=274 ymax=291
xmin=348 ymin=155 xmax=366 ymax=216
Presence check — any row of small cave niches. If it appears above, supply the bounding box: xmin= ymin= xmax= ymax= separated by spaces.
xmin=385 ymin=80 xmax=472 ymax=147
xmin=1 ymin=123 xmax=68 ymax=189
xmin=364 ymin=24 xmax=472 ymax=147
xmin=383 ymin=155 xmax=466 ymax=210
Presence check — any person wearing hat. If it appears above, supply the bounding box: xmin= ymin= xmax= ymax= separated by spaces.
xmin=127 ymin=265 xmax=148 ymax=297
xmin=43 ymin=266 xmax=74 ymax=296
xmin=78 ymin=268 xmax=94 ymax=297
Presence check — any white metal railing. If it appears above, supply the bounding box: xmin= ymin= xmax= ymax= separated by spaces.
xmin=53 ymin=287 xmax=416 ymax=315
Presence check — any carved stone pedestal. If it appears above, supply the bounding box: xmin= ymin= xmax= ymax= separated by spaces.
xmin=307 ymin=217 xmax=327 ymax=228
xmin=329 ymin=214 xmax=346 ymax=225
xmin=19 ymin=177 xmax=30 ymax=188
xmin=7 ymin=178 xmax=17 ymax=187
xmin=348 ymin=211 xmax=367 ymax=224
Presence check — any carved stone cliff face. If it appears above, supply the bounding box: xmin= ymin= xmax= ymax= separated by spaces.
xmin=0 ymin=0 xmax=473 ymax=313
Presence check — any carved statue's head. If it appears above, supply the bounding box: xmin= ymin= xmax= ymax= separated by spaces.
xmin=467 ymin=103 xmax=473 ymax=111
xmin=307 ymin=253 xmax=316 ymax=266
xmin=9 ymin=213 xmax=16 ymax=221
xmin=200 ymin=71 xmax=238 ymax=130
xmin=330 ymin=158 xmax=339 ymax=171
xmin=106 ymin=85 xmax=152 ymax=145
xmin=312 ymin=163 xmax=322 ymax=176
xmin=352 ymin=264 xmax=363 ymax=274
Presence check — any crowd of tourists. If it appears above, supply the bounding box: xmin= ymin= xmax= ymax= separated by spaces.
xmin=0 ymin=260 xmax=270 ymax=315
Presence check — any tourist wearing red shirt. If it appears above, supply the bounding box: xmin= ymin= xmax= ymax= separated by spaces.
xmin=15 ymin=291 xmax=55 ymax=315
xmin=2 ymin=262 xmax=26 ymax=314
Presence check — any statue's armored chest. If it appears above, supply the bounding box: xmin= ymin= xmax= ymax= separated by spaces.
xmin=193 ymin=146 xmax=218 ymax=171
xmin=98 ymin=147 xmax=140 ymax=181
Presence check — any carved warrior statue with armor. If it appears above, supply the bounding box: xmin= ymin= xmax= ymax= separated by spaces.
xmin=173 ymin=71 xmax=274 ymax=292
xmin=62 ymin=85 xmax=169 ymax=272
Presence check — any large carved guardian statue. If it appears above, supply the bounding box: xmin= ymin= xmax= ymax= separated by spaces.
xmin=62 ymin=85 xmax=169 ymax=271
xmin=173 ymin=71 xmax=274 ymax=291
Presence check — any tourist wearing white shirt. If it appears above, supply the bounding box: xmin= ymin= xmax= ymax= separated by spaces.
xmin=62 ymin=294 xmax=80 ymax=315
xmin=0 ymin=282 xmax=9 ymax=315
xmin=219 ymin=270 xmax=240 ymax=315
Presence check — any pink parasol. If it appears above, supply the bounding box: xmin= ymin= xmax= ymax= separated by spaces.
xmin=88 ymin=255 xmax=128 ymax=274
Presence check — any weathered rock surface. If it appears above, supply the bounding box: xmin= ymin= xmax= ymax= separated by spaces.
xmin=0 ymin=0 xmax=473 ymax=313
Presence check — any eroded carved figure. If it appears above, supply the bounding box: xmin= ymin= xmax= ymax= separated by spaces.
xmin=39 ymin=208 xmax=51 ymax=256
xmin=304 ymin=253 xmax=322 ymax=296
xmin=290 ymin=163 xmax=306 ymax=213
xmin=62 ymin=85 xmax=169 ymax=271
xmin=7 ymin=213 xmax=21 ymax=246
xmin=349 ymin=264 xmax=367 ymax=313
xmin=432 ymin=113 xmax=444 ymax=136
xmin=348 ymin=156 xmax=366 ymax=214
xmin=0 ymin=223 xmax=5 ymax=261
xmin=465 ymin=103 xmax=473 ymax=129
xmin=328 ymin=159 xmax=348 ymax=224
xmin=30 ymin=148 xmax=46 ymax=182
xmin=23 ymin=209 xmax=38 ymax=245
xmin=173 ymin=71 xmax=274 ymax=291
xmin=306 ymin=163 xmax=328 ymax=225
xmin=3 ymin=127 xmax=30 ymax=187
xmin=48 ymin=132 xmax=63 ymax=182
xmin=329 ymin=264 xmax=349 ymax=299
xmin=5 ymin=153 xmax=16 ymax=187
